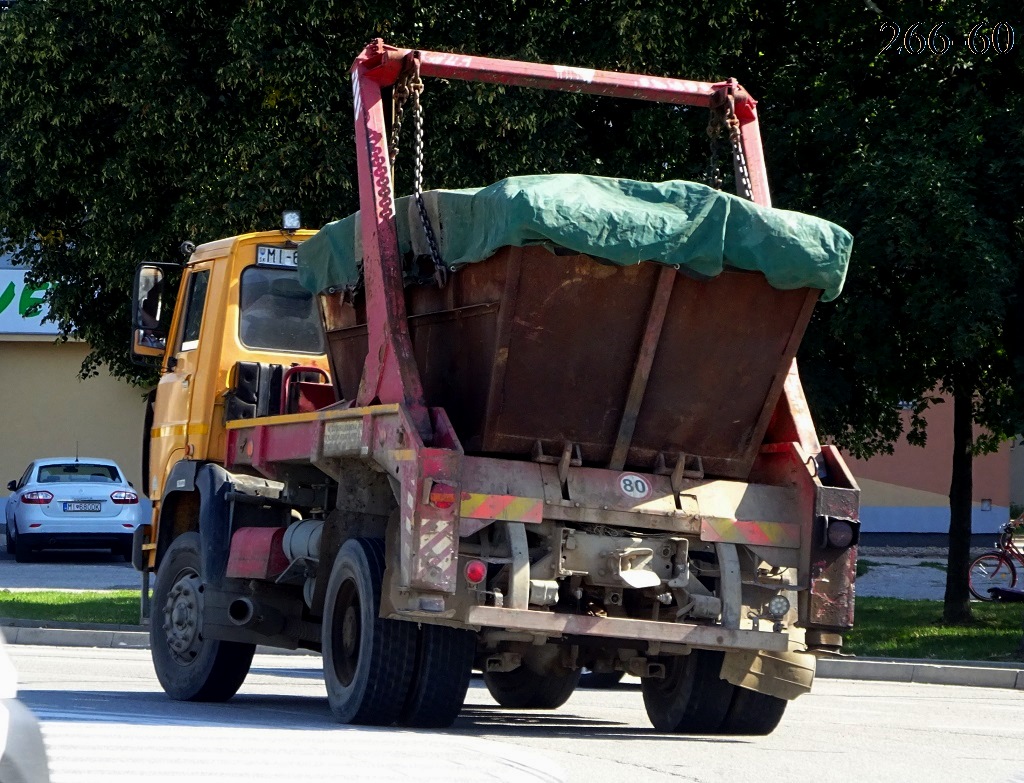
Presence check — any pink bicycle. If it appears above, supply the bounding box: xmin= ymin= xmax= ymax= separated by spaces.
xmin=968 ymin=518 xmax=1024 ymax=600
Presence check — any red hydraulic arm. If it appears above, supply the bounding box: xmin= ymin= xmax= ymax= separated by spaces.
xmin=349 ymin=39 xmax=772 ymax=442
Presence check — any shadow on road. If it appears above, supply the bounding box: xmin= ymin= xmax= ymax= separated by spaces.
xmin=20 ymin=686 xmax=744 ymax=744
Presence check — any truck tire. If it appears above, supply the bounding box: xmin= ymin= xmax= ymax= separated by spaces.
xmin=399 ymin=624 xmax=476 ymax=728
xmin=483 ymin=664 xmax=581 ymax=709
xmin=322 ymin=538 xmax=417 ymax=726
xmin=719 ymin=687 xmax=787 ymax=735
xmin=641 ymin=650 xmax=735 ymax=733
xmin=150 ymin=532 xmax=256 ymax=701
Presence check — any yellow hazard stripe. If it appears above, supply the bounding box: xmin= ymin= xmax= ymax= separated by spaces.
xmin=151 ymin=423 xmax=210 ymax=439
xmin=700 ymin=516 xmax=800 ymax=549
xmin=459 ymin=493 xmax=543 ymax=523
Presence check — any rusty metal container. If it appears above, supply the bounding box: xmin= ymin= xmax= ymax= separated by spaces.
xmin=320 ymin=245 xmax=817 ymax=480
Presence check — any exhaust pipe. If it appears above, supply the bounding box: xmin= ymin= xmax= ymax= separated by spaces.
xmin=228 ymin=597 xmax=285 ymax=635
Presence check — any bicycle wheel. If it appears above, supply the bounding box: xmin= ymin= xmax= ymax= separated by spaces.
xmin=968 ymin=553 xmax=1017 ymax=600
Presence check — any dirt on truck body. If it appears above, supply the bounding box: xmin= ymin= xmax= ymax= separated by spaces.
xmin=130 ymin=40 xmax=857 ymax=735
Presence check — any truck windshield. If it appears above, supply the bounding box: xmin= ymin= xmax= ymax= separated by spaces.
xmin=239 ymin=267 xmax=325 ymax=354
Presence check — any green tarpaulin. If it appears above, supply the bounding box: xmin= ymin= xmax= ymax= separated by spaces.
xmin=297 ymin=174 xmax=853 ymax=301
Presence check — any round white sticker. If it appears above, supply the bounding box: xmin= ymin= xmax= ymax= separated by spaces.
xmin=618 ymin=473 xmax=652 ymax=500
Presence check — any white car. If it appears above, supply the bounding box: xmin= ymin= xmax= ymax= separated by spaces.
xmin=0 ymin=637 xmax=50 ymax=783
xmin=4 ymin=458 xmax=142 ymax=563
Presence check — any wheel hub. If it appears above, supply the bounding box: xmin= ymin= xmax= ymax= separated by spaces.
xmin=163 ymin=572 xmax=204 ymax=660
xmin=342 ymin=605 xmax=358 ymax=655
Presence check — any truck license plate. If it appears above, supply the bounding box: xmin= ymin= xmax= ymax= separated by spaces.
xmin=256 ymin=245 xmax=299 ymax=267
xmin=63 ymin=502 xmax=101 ymax=512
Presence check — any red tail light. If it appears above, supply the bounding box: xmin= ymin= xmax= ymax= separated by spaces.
xmin=21 ymin=491 xmax=53 ymax=505
xmin=111 ymin=490 xmax=139 ymax=505
xmin=464 ymin=559 xmax=487 ymax=585
xmin=428 ymin=483 xmax=458 ymax=510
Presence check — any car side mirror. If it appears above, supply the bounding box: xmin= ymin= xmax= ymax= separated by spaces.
xmin=7 ymin=480 xmax=16 ymax=492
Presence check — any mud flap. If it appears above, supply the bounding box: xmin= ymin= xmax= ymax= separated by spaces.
xmin=720 ymin=649 xmax=816 ymax=701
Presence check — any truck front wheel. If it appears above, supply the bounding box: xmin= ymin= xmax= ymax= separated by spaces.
xmin=322 ymin=538 xmax=417 ymax=725
xmin=483 ymin=664 xmax=581 ymax=709
xmin=150 ymin=532 xmax=256 ymax=701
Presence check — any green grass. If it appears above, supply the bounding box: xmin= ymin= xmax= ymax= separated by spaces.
xmin=2 ymin=590 xmax=1022 ymax=663
xmin=0 ymin=589 xmax=140 ymax=626
xmin=847 ymin=597 xmax=1024 ymax=661
xmin=856 ymin=558 xmax=880 ymax=577
xmin=918 ymin=560 xmax=947 ymax=572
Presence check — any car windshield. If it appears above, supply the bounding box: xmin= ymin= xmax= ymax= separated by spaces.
xmin=239 ymin=267 xmax=325 ymax=354
xmin=36 ymin=464 xmax=120 ymax=484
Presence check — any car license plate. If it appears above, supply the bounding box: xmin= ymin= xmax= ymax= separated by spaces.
xmin=256 ymin=245 xmax=298 ymax=267
xmin=63 ymin=502 xmax=102 ymax=512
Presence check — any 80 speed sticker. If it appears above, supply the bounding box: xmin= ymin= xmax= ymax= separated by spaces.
xmin=618 ymin=473 xmax=652 ymax=500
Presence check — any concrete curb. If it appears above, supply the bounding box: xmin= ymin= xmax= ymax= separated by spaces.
xmin=4 ymin=621 xmax=1023 ymax=689
xmin=2 ymin=624 xmax=148 ymax=649
xmin=816 ymin=657 xmax=1024 ymax=690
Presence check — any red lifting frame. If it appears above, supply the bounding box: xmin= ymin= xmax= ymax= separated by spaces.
xmin=349 ymin=39 xmax=771 ymax=442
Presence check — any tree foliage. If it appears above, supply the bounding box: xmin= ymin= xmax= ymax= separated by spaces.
xmin=733 ymin=1 xmax=1024 ymax=621
xmin=0 ymin=0 xmax=758 ymax=382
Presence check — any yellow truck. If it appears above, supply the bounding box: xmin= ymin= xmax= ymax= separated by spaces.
xmin=130 ymin=41 xmax=859 ymax=733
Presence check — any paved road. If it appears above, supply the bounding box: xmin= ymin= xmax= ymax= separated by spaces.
xmin=0 ymin=545 xmax=140 ymax=591
xmin=855 ymin=556 xmax=948 ymax=600
xmin=9 ymin=645 xmax=1024 ymax=783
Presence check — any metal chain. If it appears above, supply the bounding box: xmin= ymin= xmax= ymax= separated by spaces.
xmin=388 ymin=77 xmax=411 ymax=167
xmin=706 ymin=85 xmax=754 ymax=201
xmin=726 ymin=107 xmax=754 ymax=201
xmin=407 ymin=68 xmax=447 ymax=287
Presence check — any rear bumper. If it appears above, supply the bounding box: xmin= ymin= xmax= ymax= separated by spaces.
xmin=17 ymin=532 xmax=132 ymax=552
xmin=462 ymin=606 xmax=790 ymax=652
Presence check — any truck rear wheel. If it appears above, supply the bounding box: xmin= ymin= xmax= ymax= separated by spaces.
xmin=719 ymin=687 xmax=787 ymax=735
xmin=150 ymin=532 xmax=256 ymax=701
xmin=641 ymin=650 xmax=735 ymax=733
xmin=399 ymin=624 xmax=475 ymax=728
xmin=483 ymin=664 xmax=581 ymax=709
xmin=322 ymin=538 xmax=417 ymax=726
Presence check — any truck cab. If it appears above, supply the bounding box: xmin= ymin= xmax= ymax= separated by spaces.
xmin=131 ymin=227 xmax=331 ymax=559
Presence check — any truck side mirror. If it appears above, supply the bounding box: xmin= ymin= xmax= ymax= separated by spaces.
xmin=131 ymin=265 xmax=169 ymax=359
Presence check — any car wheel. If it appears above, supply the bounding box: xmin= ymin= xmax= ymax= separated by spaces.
xmin=5 ymin=523 xmax=16 ymax=556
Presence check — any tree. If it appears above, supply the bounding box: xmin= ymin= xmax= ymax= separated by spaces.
xmin=735 ymin=2 xmax=1024 ymax=622
xmin=0 ymin=0 xmax=757 ymax=383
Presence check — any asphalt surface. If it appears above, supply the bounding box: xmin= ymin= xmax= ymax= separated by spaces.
xmin=2 ymin=545 xmax=1023 ymax=690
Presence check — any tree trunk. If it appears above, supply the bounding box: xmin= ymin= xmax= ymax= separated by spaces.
xmin=944 ymin=388 xmax=974 ymax=623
